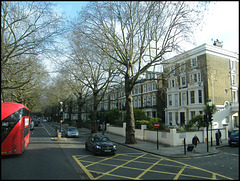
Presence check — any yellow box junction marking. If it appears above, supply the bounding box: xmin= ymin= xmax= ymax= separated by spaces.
xmin=73 ymin=153 xmax=234 ymax=180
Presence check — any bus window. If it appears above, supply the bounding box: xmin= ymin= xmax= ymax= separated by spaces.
xmin=1 ymin=109 xmax=22 ymax=144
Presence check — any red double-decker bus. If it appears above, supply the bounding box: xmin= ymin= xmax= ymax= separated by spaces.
xmin=1 ymin=102 xmax=31 ymax=155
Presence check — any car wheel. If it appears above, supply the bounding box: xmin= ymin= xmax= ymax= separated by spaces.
xmin=93 ymin=149 xmax=98 ymax=156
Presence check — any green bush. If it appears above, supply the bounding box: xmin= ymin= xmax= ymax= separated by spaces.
xmin=135 ymin=117 xmax=164 ymax=131
xmin=135 ymin=120 xmax=149 ymax=129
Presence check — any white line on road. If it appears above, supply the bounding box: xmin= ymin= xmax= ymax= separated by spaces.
xmin=41 ymin=123 xmax=52 ymax=137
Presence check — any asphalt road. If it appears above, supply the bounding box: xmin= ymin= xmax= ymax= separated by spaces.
xmin=172 ymin=145 xmax=239 ymax=180
xmin=1 ymin=122 xmax=89 ymax=180
xmin=1 ymin=122 xmax=238 ymax=180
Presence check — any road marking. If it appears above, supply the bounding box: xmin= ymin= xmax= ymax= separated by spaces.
xmin=73 ymin=152 xmax=234 ymax=180
xmin=72 ymin=156 xmax=95 ymax=180
xmin=223 ymin=152 xmax=239 ymax=157
xmin=85 ymin=154 xmax=119 ymax=168
xmin=173 ymin=165 xmax=187 ymax=180
xmin=135 ymin=157 xmax=164 ymax=179
xmin=41 ymin=123 xmax=52 ymax=137
xmin=95 ymin=153 xmax=147 ymax=180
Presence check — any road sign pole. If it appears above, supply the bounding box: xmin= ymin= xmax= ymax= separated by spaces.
xmin=157 ymin=128 xmax=159 ymax=150
xmin=184 ymin=138 xmax=186 ymax=155
xmin=154 ymin=122 xmax=160 ymax=150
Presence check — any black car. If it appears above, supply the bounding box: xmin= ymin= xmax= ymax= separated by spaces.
xmin=228 ymin=130 xmax=239 ymax=146
xmin=85 ymin=135 xmax=117 ymax=155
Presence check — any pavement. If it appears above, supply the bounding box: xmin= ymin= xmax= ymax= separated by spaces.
xmin=78 ymin=128 xmax=229 ymax=158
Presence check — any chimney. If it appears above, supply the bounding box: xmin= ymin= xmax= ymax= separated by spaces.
xmin=213 ymin=39 xmax=223 ymax=48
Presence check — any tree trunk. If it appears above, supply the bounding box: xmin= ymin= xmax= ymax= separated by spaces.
xmin=125 ymin=73 xmax=137 ymax=144
xmin=77 ymin=95 xmax=83 ymax=128
xmin=91 ymin=92 xmax=98 ymax=133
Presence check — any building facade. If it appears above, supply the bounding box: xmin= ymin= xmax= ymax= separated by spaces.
xmin=96 ymin=72 xmax=166 ymax=121
xmin=163 ymin=43 xmax=239 ymax=129
xmin=78 ymin=43 xmax=238 ymax=130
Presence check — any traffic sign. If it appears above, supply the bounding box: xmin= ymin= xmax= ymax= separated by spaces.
xmin=154 ymin=122 xmax=159 ymax=128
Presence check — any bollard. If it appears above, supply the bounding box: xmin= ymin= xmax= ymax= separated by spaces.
xmin=183 ymin=138 xmax=186 ymax=155
xmin=58 ymin=131 xmax=61 ymax=139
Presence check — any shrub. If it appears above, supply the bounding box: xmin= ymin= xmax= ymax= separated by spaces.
xmin=135 ymin=120 xmax=149 ymax=129
xmin=135 ymin=117 xmax=164 ymax=131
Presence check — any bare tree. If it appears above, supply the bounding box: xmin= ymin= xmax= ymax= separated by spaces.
xmin=59 ymin=66 xmax=91 ymax=128
xmin=64 ymin=31 xmax=118 ymax=133
xmin=74 ymin=1 xmax=207 ymax=143
xmin=1 ymin=1 xmax=64 ymax=99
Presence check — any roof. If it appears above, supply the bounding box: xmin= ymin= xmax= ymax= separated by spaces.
xmin=1 ymin=102 xmax=30 ymax=120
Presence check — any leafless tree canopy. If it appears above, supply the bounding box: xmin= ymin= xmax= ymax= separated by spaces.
xmin=72 ymin=1 xmax=207 ymax=143
xmin=76 ymin=1 xmax=205 ymax=82
xmin=1 ymin=1 xmax=64 ymax=106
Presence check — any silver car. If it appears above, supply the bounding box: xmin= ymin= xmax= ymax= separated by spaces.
xmin=66 ymin=127 xmax=79 ymax=138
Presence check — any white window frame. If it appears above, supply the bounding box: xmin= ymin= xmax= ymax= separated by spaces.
xmin=180 ymin=76 xmax=186 ymax=87
xmin=152 ymin=82 xmax=156 ymax=90
xmin=190 ymin=91 xmax=195 ymax=104
xmin=143 ymin=85 xmax=147 ymax=93
xmin=168 ymin=95 xmax=172 ymax=106
xmin=182 ymin=92 xmax=187 ymax=106
xmin=138 ymin=86 xmax=141 ymax=94
xmin=198 ymin=90 xmax=203 ymax=103
xmin=147 ymin=96 xmax=151 ymax=106
xmin=138 ymin=97 xmax=141 ymax=107
xmin=147 ymin=83 xmax=151 ymax=92
xmin=152 ymin=96 xmax=156 ymax=106
xmin=191 ymin=57 xmax=198 ymax=67
xmin=143 ymin=96 xmax=146 ymax=107
xmin=232 ymin=75 xmax=236 ymax=85
xmin=134 ymin=99 xmax=137 ymax=108
xmin=231 ymin=60 xmax=236 ymax=70
xmin=174 ymin=94 xmax=178 ymax=106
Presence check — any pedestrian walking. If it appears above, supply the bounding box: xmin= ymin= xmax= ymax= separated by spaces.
xmin=218 ymin=129 xmax=222 ymax=143
xmin=192 ymin=135 xmax=200 ymax=152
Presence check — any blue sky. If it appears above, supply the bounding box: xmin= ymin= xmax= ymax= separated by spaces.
xmin=53 ymin=1 xmax=88 ymax=18
xmin=53 ymin=1 xmax=238 ymax=54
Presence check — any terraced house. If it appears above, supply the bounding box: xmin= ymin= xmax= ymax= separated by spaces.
xmin=97 ymin=72 xmax=166 ymax=122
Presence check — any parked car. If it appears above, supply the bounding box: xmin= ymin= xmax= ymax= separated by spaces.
xmin=34 ymin=119 xmax=39 ymax=126
xmin=85 ymin=135 xmax=117 ymax=155
xmin=66 ymin=127 xmax=79 ymax=138
xmin=228 ymin=130 xmax=239 ymax=146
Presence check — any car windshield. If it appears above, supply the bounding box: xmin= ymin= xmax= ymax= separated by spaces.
xmin=231 ymin=131 xmax=239 ymax=136
xmin=95 ymin=137 xmax=110 ymax=142
xmin=68 ymin=128 xmax=77 ymax=131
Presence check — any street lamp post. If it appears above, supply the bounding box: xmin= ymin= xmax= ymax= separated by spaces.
xmin=204 ymin=114 xmax=209 ymax=152
xmin=209 ymin=100 xmax=213 ymax=146
xmin=60 ymin=102 xmax=63 ymax=133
